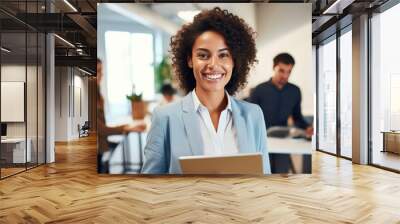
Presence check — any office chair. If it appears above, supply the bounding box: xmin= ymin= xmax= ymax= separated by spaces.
xmin=78 ymin=121 xmax=90 ymax=138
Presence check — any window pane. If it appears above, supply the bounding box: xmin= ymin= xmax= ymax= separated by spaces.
xmin=105 ymin=31 xmax=132 ymax=122
xmin=105 ymin=31 xmax=155 ymax=124
xmin=318 ymin=38 xmax=337 ymax=154
xmin=27 ymin=31 xmax=38 ymax=169
xmin=1 ymin=31 xmax=27 ymax=177
xmin=38 ymin=33 xmax=46 ymax=165
xmin=340 ymin=29 xmax=352 ymax=158
xmin=390 ymin=75 xmax=400 ymax=130
xmin=131 ymin=33 xmax=155 ymax=101
xmin=371 ymin=3 xmax=400 ymax=171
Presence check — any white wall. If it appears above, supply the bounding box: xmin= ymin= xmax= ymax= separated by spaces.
xmin=55 ymin=67 xmax=68 ymax=141
xmin=246 ymin=3 xmax=313 ymax=116
xmin=197 ymin=3 xmax=256 ymax=30
xmin=54 ymin=67 xmax=89 ymax=141
xmin=1 ymin=65 xmax=39 ymax=137
xmin=1 ymin=65 xmax=26 ymax=138
xmin=1 ymin=64 xmax=47 ymax=163
xmin=73 ymin=74 xmax=89 ymax=138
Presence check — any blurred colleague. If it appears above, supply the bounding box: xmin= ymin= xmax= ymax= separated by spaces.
xmin=158 ymin=83 xmax=178 ymax=107
xmin=141 ymin=7 xmax=271 ymax=174
xmin=248 ymin=53 xmax=313 ymax=137
xmin=97 ymin=59 xmax=146 ymax=173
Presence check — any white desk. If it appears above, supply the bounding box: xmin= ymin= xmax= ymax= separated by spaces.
xmin=267 ymin=137 xmax=312 ymax=174
xmin=268 ymin=137 xmax=312 ymax=154
xmin=103 ymin=116 xmax=150 ymax=173
xmin=1 ymin=138 xmax=32 ymax=163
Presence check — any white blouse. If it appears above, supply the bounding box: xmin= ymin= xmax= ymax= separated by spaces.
xmin=191 ymin=90 xmax=239 ymax=155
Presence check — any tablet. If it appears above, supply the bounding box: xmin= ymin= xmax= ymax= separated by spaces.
xmin=179 ymin=152 xmax=263 ymax=175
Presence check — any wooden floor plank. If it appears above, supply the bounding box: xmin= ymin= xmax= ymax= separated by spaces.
xmin=0 ymin=134 xmax=399 ymax=223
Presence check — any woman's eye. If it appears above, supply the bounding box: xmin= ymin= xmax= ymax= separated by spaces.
xmin=197 ymin=54 xmax=208 ymax=59
xmin=219 ymin=53 xmax=230 ymax=58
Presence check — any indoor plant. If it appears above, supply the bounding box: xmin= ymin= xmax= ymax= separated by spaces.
xmin=155 ymin=56 xmax=173 ymax=92
xmin=126 ymin=92 xmax=146 ymax=120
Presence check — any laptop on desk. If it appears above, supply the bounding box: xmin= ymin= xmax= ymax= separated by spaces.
xmin=179 ymin=152 xmax=263 ymax=175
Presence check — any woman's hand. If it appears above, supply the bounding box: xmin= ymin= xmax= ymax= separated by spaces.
xmin=122 ymin=123 xmax=147 ymax=133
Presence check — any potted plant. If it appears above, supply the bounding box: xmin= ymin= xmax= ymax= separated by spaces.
xmin=155 ymin=56 xmax=173 ymax=92
xmin=126 ymin=92 xmax=146 ymax=120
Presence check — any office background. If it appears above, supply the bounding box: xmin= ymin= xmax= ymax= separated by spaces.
xmin=1 ymin=1 xmax=400 ymax=222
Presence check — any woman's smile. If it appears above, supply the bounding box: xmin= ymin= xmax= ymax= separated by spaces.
xmin=201 ymin=71 xmax=225 ymax=81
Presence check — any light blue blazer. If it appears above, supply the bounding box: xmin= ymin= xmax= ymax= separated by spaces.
xmin=141 ymin=93 xmax=271 ymax=174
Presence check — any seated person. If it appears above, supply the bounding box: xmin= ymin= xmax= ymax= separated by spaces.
xmin=248 ymin=53 xmax=313 ymax=138
xmin=141 ymin=7 xmax=271 ymax=174
xmin=97 ymin=59 xmax=146 ymax=173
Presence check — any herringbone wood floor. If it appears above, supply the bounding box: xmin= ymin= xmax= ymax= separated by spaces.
xmin=1 ymin=134 xmax=400 ymax=224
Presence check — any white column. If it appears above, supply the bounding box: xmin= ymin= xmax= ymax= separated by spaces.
xmin=46 ymin=32 xmax=55 ymax=163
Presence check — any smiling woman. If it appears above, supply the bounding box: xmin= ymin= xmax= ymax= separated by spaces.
xmin=170 ymin=7 xmax=257 ymax=95
xmin=141 ymin=7 xmax=271 ymax=174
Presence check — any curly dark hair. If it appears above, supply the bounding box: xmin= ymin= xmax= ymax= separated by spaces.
xmin=170 ymin=7 xmax=257 ymax=95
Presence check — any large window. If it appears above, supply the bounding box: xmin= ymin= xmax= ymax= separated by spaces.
xmin=317 ymin=36 xmax=337 ymax=154
xmin=317 ymin=26 xmax=353 ymax=159
xmin=371 ymin=3 xmax=400 ymax=171
xmin=105 ymin=31 xmax=155 ymax=123
xmin=339 ymin=28 xmax=352 ymax=158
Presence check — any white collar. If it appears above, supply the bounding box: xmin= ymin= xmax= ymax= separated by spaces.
xmin=191 ymin=89 xmax=232 ymax=113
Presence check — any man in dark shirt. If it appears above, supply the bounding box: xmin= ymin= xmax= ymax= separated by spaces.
xmin=249 ymin=53 xmax=313 ymax=137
